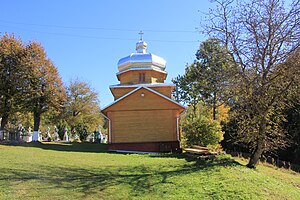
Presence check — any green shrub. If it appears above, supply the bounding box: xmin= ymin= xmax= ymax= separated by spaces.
xmin=182 ymin=114 xmax=223 ymax=147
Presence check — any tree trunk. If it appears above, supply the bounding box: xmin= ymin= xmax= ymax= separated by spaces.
xmin=32 ymin=111 xmax=41 ymax=141
xmin=213 ymin=106 xmax=216 ymax=121
xmin=191 ymin=102 xmax=197 ymax=120
xmin=212 ymin=92 xmax=217 ymax=120
xmin=247 ymin=138 xmax=264 ymax=168
xmin=0 ymin=113 xmax=9 ymax=130
xmin=247 ymin=112 xmax=267 ymax=168
xmin=0 ymin=98 xmax=11 ymax=130
xmin=33 ymin=111 xmax=41 ymax=132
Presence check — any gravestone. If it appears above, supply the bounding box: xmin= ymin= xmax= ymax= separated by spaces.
xmin=26 ymin=127 xmax=33 ymax=142
xmin=0 ymin=130 xmax=3 ymax=140
xmin=46 ymin=126 xmax=51 ymax=141
xmin=32 ymin=129 xmax=39 ymax=142
xmin=87 ymin=132 xmax=94 ymax=143
xmin=53 ymin=126 xmax=60 ymax=141
xmin=94 ymin=131 xmax=100 ymax=143
xmin=63 ymin=127 xmax=69 ymax=142
xmin=17 ymin=124 xmax=23 ymax=141
xmin=98 ymin=125 xmax=103 ymax=143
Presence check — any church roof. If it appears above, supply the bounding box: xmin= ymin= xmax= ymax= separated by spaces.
xmin=109 ymin=83 xmax=174 ymax=89
xmin=117 ymin=39 xmax=167 ymax=73
xmin=102 ymin=86 xmax=186 ymax=113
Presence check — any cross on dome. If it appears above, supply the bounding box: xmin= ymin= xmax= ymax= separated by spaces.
xmin=138 ymin=31 xmax=144 ymax=41
xmin=136 ymin=31 xmax=147 ymax=53
xmin=117 ymin=33 xmax=167 ymax=72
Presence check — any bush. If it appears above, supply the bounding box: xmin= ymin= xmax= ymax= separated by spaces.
xmin=182 ymin=115 xmax=223 ymax=147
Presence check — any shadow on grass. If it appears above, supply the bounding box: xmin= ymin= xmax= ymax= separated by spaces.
xmin=0 ymin=141 xmax=109 ymax=153
xmin=149 ymin=152 xmax=243 ymax=167
xmin=1 ymin=141 xmax=244 ymax=169
xmin=0 ymin=156 xmax=244 ymax=199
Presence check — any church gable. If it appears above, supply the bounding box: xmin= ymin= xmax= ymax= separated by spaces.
xmin=102 ymin=87 xmax=185 ymax=113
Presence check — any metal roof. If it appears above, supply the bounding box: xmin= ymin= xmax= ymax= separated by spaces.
xmin=117 ymin=40 xmax=167 ymax=73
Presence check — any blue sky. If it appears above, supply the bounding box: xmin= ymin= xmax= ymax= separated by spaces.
xmin=0 ymin=0 xmax=212 ymax=107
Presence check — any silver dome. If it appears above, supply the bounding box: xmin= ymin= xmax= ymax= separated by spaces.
xmin=117 ymin=40 xmax=167 ymax=73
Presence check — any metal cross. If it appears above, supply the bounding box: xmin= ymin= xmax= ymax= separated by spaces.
xmin=138 ymin=31 xmax=144 ymax=40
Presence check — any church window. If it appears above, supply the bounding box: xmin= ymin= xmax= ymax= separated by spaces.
xmin=139 ymin=73 xmax=145 ymax=83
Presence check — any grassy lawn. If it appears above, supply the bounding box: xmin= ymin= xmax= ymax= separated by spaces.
xmin=0 ymin=142 xmax=299 ymax=200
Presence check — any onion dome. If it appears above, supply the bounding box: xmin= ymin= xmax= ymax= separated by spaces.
xmin=117 ymin=39 xmax=167 ymax=73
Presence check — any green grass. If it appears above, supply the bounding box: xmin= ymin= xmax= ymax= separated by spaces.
xmin=0 ymin=142 xmax=299 ymax=200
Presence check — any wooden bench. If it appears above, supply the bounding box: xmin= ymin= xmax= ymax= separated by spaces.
xmin=184 ymin=148 xmax=211 ymax=155
xmin=184 ymin=145 xmax=218 ymax=157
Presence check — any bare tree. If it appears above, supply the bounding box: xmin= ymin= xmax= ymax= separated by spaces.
xmin=206 ymin=0 xmax=300 ymax=168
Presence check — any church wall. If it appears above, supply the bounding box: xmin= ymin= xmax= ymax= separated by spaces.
xmin=108 ymin=141 xmax=180 ymax=152
xmin=106 ymin=88 xmax=182 ymax=112
xmin=118 ymin=72 xmax=134 ymax=84
xmin=150 ymin=87 xmax=174 ymax=98
xmin=111 ymin=87 xmax=136 ymax=100
xmin=109 ymin=110 xmax=177 ymax=143
xmin=118 ymin=70 xmax=166 ymax=84
xmin=148 ymin=71 xmax=166 ymax=83
xmin=111 ymin=86 xmax=174 ymax=100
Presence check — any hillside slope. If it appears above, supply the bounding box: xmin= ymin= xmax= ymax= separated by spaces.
xmin=0 ymin=142 xmax=299 ymax=200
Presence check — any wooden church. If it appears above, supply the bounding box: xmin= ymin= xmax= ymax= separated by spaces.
xmin=102 ymin=35 xmax=185 ymax=152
